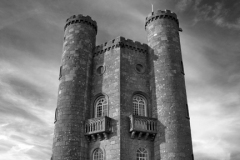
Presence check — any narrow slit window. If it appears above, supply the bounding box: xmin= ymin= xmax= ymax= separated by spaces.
xmin=181 ymin=61 xmax=185 ymax=75
xmin=59 ymin=66 xmax=62 ymax=80
xmin=186 ymin=104 xmax=190 ymax=119
xmin=54 ymin=108 xmax=58 ymax=123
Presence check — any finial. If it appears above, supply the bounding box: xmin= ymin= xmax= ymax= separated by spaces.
xmin=152 ymin=4 xmax=153 ymax=13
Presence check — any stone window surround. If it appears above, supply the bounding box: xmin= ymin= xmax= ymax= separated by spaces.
xmin=94 ymin=96 xmax=108 ymax=118
xmin=92 ymin=93 xmax=109 ymax=118
xmin=133 ymin=94 xmax=147 ymax=117
xmin=135 ymin=63 xmax=146 ymax=74
xmin=96 ymin=64 xmax=106 ymax=75
xmin=131 ymin=91 xmax=150 ymax=117
xmin=92 ymin=148 xmax=104 ymax=160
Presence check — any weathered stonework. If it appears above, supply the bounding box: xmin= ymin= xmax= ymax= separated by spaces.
xmin=52 ymin=15 xmax=97 ymax=160
xmin=146 ymin=10 xmax=193 ymax=160
xmin=52 ymin=9 xmax=193 ymax=160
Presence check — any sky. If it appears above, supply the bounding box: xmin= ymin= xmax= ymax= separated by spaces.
xmin=0 ymin=0 xmax=239 ymax=160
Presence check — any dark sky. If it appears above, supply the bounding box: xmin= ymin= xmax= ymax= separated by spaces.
xmin=0 ymin=0 xmax=240 ymax=160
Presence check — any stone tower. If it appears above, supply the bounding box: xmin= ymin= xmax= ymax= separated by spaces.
xmin=145 ymin=10 xmax=193 ymax=159
xmin=52 ymin=9 xmax=193 ymax=160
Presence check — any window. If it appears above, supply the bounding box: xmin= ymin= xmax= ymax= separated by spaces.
xmin=59 ymin=66 xmax=62 ymax=80
xmin=54 ymin=108 xmax=58 ymax=123
xmin=133 ymin=95 xmax=147 ymax=116
xmin=95 ymin=96 xmax=108 ymax=117
xmin=136 ymin=148 xmax=148 ymax=160
xmin=181 ymin=61 xmax=185 ymax=75
xmin=96 ymin=65 xmax=106 ymax=75
xmin=93 ymin=148 xmax=103 ymax=160
xmin=186 ymin=104 xmax=190 ymax=119
xmin=135 ymin=64 xmax=145 ymax=73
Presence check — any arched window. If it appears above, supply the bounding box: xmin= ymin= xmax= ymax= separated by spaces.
xmin=133 ymin=95 xmax=147 ymax=116
xmin=136 ymin=148 xmax=148 ymax=160
xmin=95 ymin=96 xmax=108 ymax=118
xmin=93 ymin=148 xmax=103 ymax=160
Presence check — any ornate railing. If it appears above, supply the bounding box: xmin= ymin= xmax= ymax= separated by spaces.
xmin=129 ymin=114 xmax=157 ymax=141
xmin=85 ymin=116 xmax=111 ymax=142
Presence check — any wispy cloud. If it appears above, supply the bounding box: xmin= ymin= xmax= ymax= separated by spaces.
xmin=192 ymin=1 xmax=240 ymax=30
xmin=176 ymin=0 xmax=193 ymax=12
xmin=214 ymin=17 xmax=240 ymax=30
xmin=180 ymin=25 xmax=240 ymax=159
xmin=0 ymin=0 xmax=240 ymax=160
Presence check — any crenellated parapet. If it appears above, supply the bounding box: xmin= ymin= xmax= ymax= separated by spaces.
xmin=64 ymin=14 xmax=97 ymax=33
xmin=94 ymin=36 xmax=148 ymax=57
xmin=145 ymin=9 xmax=179 ymax=29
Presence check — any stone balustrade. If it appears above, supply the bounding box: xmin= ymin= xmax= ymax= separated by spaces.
xmin=129 ymin=114 xmax=157 ymax=141
xmin=85 ymin=116 xmax=111 ymax=142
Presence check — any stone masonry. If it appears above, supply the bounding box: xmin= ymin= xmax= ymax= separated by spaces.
xmin=52 ymin=9 xmax=193 ymax=160
xmin=146 ymin=10 xmax=193 ymax=160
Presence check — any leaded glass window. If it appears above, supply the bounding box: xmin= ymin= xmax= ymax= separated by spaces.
xmin=93 ymin=148 xmax=103 ymax=160
xmin=136 ymin=148 xmax=148 ymax=160
xmin=95 ymin=96 xmax=108 ymax=118
xmin=133 ymin=95 xmax=147 ymax=116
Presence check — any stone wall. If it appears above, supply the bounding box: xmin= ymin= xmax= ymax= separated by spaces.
xmin=120 ymin=40 xmax=153 ymax=160
xmin=52 ymin=15 xmax=96 ymax=160
xmin=89 ymin=39 xmax=121 ymax=160
xmin=146 ymin=10 xmax=193 ymax=160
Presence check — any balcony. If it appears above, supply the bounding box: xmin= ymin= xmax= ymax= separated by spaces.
xmin=85 ymin=116 xmax=111 ymax=142
xmin=129 ymin=114 xmax=157 ymax=141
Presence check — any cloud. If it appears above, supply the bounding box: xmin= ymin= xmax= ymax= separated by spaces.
xmin=176 ymin=0 xmax=193 ymax=12
xmin=0 ymin=0 xmax=240 ymax=160
xmin=0 ymin=143 xmax=34 ymax=160
xmin=0 ymin=117 xmax=53 ymax=160
xmin=180 ymin=22 xmax=240 ymax=159
xmin=191 ymin=99 xmax=240 ymax=159
xmin=193 ymin=2 xmax=223 ymax=23
xmin=0 ymin=98 xmax=44 ymax=124
xmin=214 ymin=17 xmax=240 ymax=30
xmin=192 ymin=1 xmax=240 ymax=30
xmin=2 ymin=75 xmax=50 ymax=106
xmin=230 ymin=152 xmax=240 ymax=160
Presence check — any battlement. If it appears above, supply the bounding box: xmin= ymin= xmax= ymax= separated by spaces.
xmin=64 ymin=14 xmax=97 ymax=33
xmin=94 ymin=36 xmax=148 ymax=57
xmin=145 ymin=9 xmax=179 ymax=29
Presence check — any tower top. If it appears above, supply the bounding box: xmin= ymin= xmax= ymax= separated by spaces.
xmin=64 ymin=14 xmax=97 ymax=33
xmin=145 ymin=9 xmax=179 ymax=29
xmin=94 ymin=36 xmax=148 ymax=57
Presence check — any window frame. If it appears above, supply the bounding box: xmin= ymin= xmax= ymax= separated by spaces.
xmin=133 ymin=94 xmax=147 ymax=117
xmin=93 ymin=148 xmax=104 ymax=160
xmin=136 ymin=147 xmax=148 ymax=160
xmin=94 ymin=96 xmax=108 ymax=118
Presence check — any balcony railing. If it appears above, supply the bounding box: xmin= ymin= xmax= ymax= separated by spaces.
xmin=129 ymin=114 xmax=157 ymax=141
xmin=85 ymin=116 xmax=111 ymax=142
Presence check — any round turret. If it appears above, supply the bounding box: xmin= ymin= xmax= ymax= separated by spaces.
xmin=146 ymin=9 xmax=193 ymax=160
xmin=52 ymin=15 xmax=97 ymax=160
